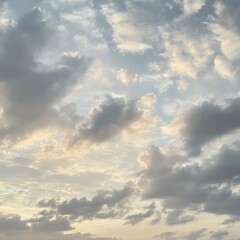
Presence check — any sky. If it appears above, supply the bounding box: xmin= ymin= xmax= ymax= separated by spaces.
xmin=0 ymin=0 xmax=240 ymax=239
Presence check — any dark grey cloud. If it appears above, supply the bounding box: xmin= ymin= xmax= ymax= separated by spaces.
xmin=38 ymin=185 xmax=133 ymax=220
xmin=182 ymin=98 xmax=240 ymax=156
xmin=0 ymin=7 xmax=89 ymax=145
xmin=69 ymin=96 xmax=142 ymax=147
xmin=211 ymin=230 xmax=229 ymax=240
xmin=204 ymin=187 xmax=240 ymax=216
xmin=138 ymin=143 xmax=240 ymax=218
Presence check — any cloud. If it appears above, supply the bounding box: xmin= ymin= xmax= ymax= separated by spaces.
xmin=182 ymin=0 xmax=206 ymax=15
xmin=181 ymin=98 xmax=240 ymax=156
xmin=124 ymin=202 xmax=156 ymax=225
xmin=165 ymin=209 xmax=194 ymax=225
xmin=100 ymin=3 xmax=152 ymax=53
xmin=211 ymin=230 xmax=229 ymax=239
xmin=210 ymin=23 xmax=240 ymax=61
xmin=116 ymin=68 xmax=138 ymax=85
xmin=139 ymin=93 xmax=157 ymax=107
xmin=0 ymin=214 xmax=28 ymax=231
xmin=137 ymin=143 xmax=240 ymax=217
xmin=38 ymin=184 xmax=133 ymax=220
xmin=31 ymin=218 xmax=73 ymax=232
xmin=223 ymin=216 xmax=240 ymax=225
xmin=154 ymin=232 xmax=177 ymax=240
xmin=185 ymin=228 xmax=207 ymax=240
xmin=69 ymin=95 xmax=142 ymax=148
xmin=0 ymin=7 xmax=89 ymax=146
xmin=211 ymin=0 xmax=240 ymax=60
xmin=214 ymin=55 xmax=235 ymax=80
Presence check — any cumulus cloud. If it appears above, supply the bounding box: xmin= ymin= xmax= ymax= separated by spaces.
xmin=0 ymin=214 xmax=28 ymax=231
xmin=181 ymin=98 xmax=240 ymax=156
xmin=69 ymin=95 xmax=142 ymax=148
xmin=137 ymin=143 xmax=240 ymax=218
xmin=0 ymin=7 xmax=89 ymax=146
xmin=38 ymin=185 xmax=133 ymax=220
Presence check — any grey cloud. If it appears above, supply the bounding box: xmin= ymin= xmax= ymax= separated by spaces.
xmin=31 ymin=218 xmax=73 ymax=232
xmin=182 ymin=98 xmax=240 ymax=156
xmin=38 ymin=185 xmax=133 ymax=220
xmin=124 ymin=202 xmax=156 ymax=225
xmin=0 ymin=214 xmax=28 ymax=231
xmin=0 ymin=209 xmax=116 ymax=239
xmin=0 ymin=7 xmax=89 ymax=145
xmin=223 ymin=216 xmax=240 ymax=225
xmin=204 ymin=187 xmax=240 ymax=216
xmin=211 ymin=230 xmax=229 ymax=239
xmin=138 ymin=143 xmax=240 ymax=218
xmin=69 ymin=96 xmax=142 ymax=147
xmin=217 ymin=0 xmax=240 ymax=33
xmin=199 ymin=145 xmax=240 ymax=184
xmin=154 ymin=232 xmax=177 ymax=240
xmin=165 ymin=209 xmax=194 ymax=225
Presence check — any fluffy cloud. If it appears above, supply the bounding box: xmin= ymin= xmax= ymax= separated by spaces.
xmin=214 ymin=55 xmax=235 ymax=80
xmin=100 ymin=2 xmax=152 ymax=53
xmin=182 ymin=0 xmax=206 ymax=15
xmin=38 ymin=185 xmax=133 ymax=220
xmin=116 ymin=68 xmax=138 ymax=85
xmin=0 ymin=7 xmax=89 ymax=146
xmin=0 ymin=214 xmax=28 ymax=231
xmin=137 ymin=143 xmax=240 ymax=220
xmin=181 ymin=98 xmax=240 ymax=156
xmin=139 ymin=93 xmax=157 ymax=107
xmin=69 ymin=95 xmax=142 ymax=148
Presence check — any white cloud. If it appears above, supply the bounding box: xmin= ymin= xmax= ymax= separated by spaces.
xmin=116 ymin=68 xmax=138 ymax=85
xmin=139 ymin=93 xmax=157 ymax=107
xmin=214 ymin=55 xmax=235 ymax=80
xmin=101 ymin=4 xmax=152 ymax=53
xmin=183 ymin=0 xmax=206 ymax=15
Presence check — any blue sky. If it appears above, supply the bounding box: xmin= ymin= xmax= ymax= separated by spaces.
xmin=0 ymin=0 xmax=240 ymax=239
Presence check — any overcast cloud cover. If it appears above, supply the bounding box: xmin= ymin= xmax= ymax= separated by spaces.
xmin=0 ymin=0 xmax=240 ymax=240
